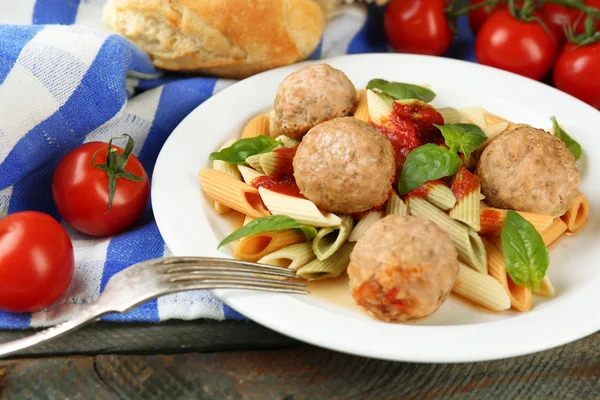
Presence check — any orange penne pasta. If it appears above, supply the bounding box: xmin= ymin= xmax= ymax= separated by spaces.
xmin=479 ymin=207 xmax=554 ymax=236
xmin=241 ymin=113 xmax=270 ymax=139
xmin=561 ymin=192 xmax=589 ymax=233
xmin=234 ymin=229 xmax=306 ymax=262
xmin=483 ymin=112 xmax=521 ymax=132
xmin=199 ymin=169 xmax=270 ymax=219
xmin=353 ymin=89 xmax=369 ymax=122
xmin=541 ymin=218 xmax=568 ymax=247
xmin=482 ymin=238 xmax=532 ymax=312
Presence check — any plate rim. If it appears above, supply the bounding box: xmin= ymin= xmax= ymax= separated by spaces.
xmin=152 ymin=53 xmax=600 ymax=363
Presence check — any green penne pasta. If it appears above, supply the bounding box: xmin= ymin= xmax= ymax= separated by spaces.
xmin=437 ymin=107 xmax=464 ymax=124
xmin=274 ymin=135 xmax=300 ymax=148
xmin=408 ymin=197 xmax=487 ymax=274
xmin=259 ymin=151 xmax=278 ymax=177
xmin=425 ymin=182 xmax=456 ymax=210
xmin=385 ymin=191 xmax=408 ymax=216
xmin=449 ymin=185 xmax=481 ymax=230
xmin=296 ymin=242 xmax=355 ymax=280
xmin=312 ymin=215 xmax=354 ymax=261
xmin=348 ymin=210 xmax=384 ymax=242
xmin=245 ymin=154 xmax=264 ymax=173
xmin=257 ymin=242 xmax=316 ymax=270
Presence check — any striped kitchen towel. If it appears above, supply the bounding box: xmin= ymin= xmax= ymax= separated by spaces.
xmin=0 ymin=1 xmax=475 ymax=329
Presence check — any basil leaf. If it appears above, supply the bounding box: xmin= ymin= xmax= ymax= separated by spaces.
xmin=551 ymin=116 xmax=582 ymax=160
xmin=218 ymin=215 xmax=317 ymax=248
xmin=397 ymin=144 xmax=462 ymax=195
xmin=209 ymin=136 xmax=280 ymax=164
xmin=501 ymin=210 xmax=550 ymax=292
xmin=366 ymin=79 xmax=436 ymax=103
xmin=436 ymin=123 xmax=487 ymax=159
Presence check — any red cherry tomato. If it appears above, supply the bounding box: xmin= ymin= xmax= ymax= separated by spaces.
xmin=475 ymin=10 xmax=559 ymax=80
xmin=53 ymin=138 xmax=149 ymax=236
xmin=468 ymin=0 xmax=504 ymax=35
xmin=0 ymin=212 xmax=74 ymax=312
xmin=574 ymin=0 xmax=600 ymax=34
xmin=541 ymin=4 xmax=577 ymax=42
xmin=553 ymin=41 xmax=600 ymax=109
xmin=384 ymin=0 xmax=453 ymax=56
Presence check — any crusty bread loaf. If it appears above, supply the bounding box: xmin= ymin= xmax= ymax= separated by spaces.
xmin=103 ymin=0 xmax=325 ymax=78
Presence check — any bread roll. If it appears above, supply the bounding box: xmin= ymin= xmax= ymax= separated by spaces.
xmin=103 ymin=0 xmax=325 ymax=78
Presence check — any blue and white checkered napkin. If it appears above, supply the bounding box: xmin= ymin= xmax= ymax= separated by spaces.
xmin=0 ymin=1 xmax=475 ymax=329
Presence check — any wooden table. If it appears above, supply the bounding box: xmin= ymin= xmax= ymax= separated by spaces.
xmin=0 ymin=321 xmax=598 ymax=399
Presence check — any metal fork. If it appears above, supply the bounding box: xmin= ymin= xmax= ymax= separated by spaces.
xmin=0 ymin=257 xmax=308 ymax=359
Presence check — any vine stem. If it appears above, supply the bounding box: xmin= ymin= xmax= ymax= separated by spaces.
xmin=543 ymin=0 xmax=600 ymax=19
xmin=446 ymin=0 xmax=502 ymax=18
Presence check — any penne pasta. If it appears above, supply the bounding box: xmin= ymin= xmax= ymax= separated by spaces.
xmin=258 ymin=187 xmax=342 ymax=227
xmin=234 ymin=229 xmax=306 ymax=262
xmin=241 ymin=113 xmax=270 ymax=139
xmin=482 ymin=121 xmax=509 ymax=145
xmin=482 ymin=238 xmax=532 ymax=312
xmin=452 ymin=262 xmax=511 ymax=312
xmin=367 ymin=89 xmax=393 ymax=125
xmin=408 ymin=197 xmax=487 ymax=274
xmin=479 ymin=207 xmax=554 ymax=236
xmin=296 ymin=242 xmax=355 ymax=280
xmin=449 ymin=170 xmax=480 ymax=230
xmin=274 ymin=135 xmax=300 ymax=148
xmin=238 ymin=165 xmax=265 ymax=184
xmin=437 ymin=107 xmax=464 ymax=124
xmin=245 ymin=154 xmax=265 ymax=173
xmin=199 ymin=169 xmax=270 ymax=218
xmin=541 ymin=218 xmax=568 ymax=247
xmin=313 ymin=215 xmax=354 ymax=261
xmin=385 ymin=190 xmax=408 ymax=216
xmin=483 ymin=112 xmax=521 ymax=132
xmin=424 ymin=181 xmax=456 ymax=210
xmin=212 ymin=139 xmax=242 ymax=214
xmin=561 ymin=192 xmax=589 ymax=233
xmin=353 ymin=89 xmax=370 ymax=122
xmin=348 ymin=210 xmax=384 ymax=242
xmin=534 ymin=275 xmax=556 ymax=297
xmin=243 ymin=215 xmax=255 ymax=226
xmin=257 ymin=242 xmax=316 ymax=270
xmin=459 ymin=107 xmax=487 ymax=129
xmin=259 ymin=151 xmax=278 ymax=177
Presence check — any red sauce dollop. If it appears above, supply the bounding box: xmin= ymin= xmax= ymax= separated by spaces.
xmin=480 ymin=208 xmax=502 ymax=235
xmin=271 ymin=146 xmax=297 ymax=180
xmin=451 ymin=167 xmax=480 ymax=202
xmin=251 ymin=174 xmax=304 ymax=198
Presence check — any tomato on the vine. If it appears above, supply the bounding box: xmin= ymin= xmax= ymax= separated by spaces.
xmin=554 ymin=41 xmax=600 ymax=109
xmin=53 ymin=135 xmax=149 ymax=237
xmin=384 ymin=0 xmax=453 ymax=56
xmin=469 ymin=0 xmax=504 ymax=35
xmin=0 ymin=212 xmax=74 ymax=312
xmin=542 ymin=4 xmax=578 ymax=41
xmin=475 ymin=10 xmax=559 ymax=80
xmin=573 ymin=0 xmax=600 ymax=34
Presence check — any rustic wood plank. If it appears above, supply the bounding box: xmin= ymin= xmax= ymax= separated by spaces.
xmin=0 ymin=320 xmax=298 ymax=358
xmin=1 ymin=333 xmax=598 ymax=399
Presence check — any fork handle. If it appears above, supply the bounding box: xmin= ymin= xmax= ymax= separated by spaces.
xmin=0 ymin=305 xmax=107 ymax=358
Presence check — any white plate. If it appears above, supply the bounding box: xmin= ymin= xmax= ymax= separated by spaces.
xmin=152 ymin=54 xmax=600 ymax=363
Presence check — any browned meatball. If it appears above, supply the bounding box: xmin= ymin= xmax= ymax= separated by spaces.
xmin=348 ymin=215 xmax=459 ymax=322
xmin=476 ymin=126 xmax=580 ymax=217
xmin=293 ymin=117 xmax=395 ymax=214
xmin=272 ymin=64 xmax=357 ymax=139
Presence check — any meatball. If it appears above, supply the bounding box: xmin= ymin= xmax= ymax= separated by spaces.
xmin=476 ymin=126 xmax=580 ymax=217
xmin=272 ymin=64 xmax=357 ymax=139
xmin=348 ymin=215 xmax=459 ymax=322
xmin=293 ymin=117 xmax=395 ymax=214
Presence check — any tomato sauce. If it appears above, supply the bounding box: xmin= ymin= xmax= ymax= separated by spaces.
xmin=372 ymin=101 xmax=445 ymax=168
xmin=251 ymin=175 xmax=304 ymax=198
xmin=271 ymin=146 xmax=297 ymax=180
xmin=480 ymin=208 xmax=502 ymax=235
xmin=451 ymin=167 xmax=480 ymax=202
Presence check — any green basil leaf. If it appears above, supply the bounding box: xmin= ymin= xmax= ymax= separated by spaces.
xmin=366 ymin=78 xmax=436 ymax=103
xmin=218 ymin=215 xmax=318 ymax=248
xmin=552 ymin=116 xmax=582 ymax=160
xmin=436 ymin=123 xmax=487 ymax=159
xmin=501 ymin=210 xmax=550 ymax=293
xmin=397 ymin=144 xmax=462 ymax=195
xmin=209 ymin=136 xmax=280 ymax=164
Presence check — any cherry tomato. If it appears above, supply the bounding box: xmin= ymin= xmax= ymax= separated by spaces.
xmin=384 ymin=0 xmax=453 ymax=56
xmin=553 ymin=41 xmax=600 ymax=109
xmin=541 ymin=4 xmax=577 ymax=42
xmin=573 ymin=0 xmax=600 ymax=34
xmin=475 ymin=10 xmax=559 ymax=80
xmin=468 ymin=0 xmax=504 ymax=35
xmin=53 ymin=137 xmax=149 ymax=236
xmin=0 ymin=212 xmax=74 ymax=312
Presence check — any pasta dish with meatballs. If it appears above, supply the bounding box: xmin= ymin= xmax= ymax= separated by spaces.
xmin=199 ymin=63 xmax=589 ymax=322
